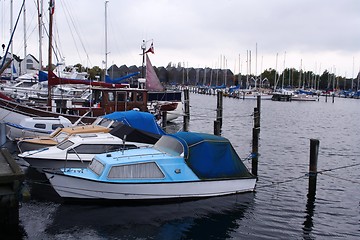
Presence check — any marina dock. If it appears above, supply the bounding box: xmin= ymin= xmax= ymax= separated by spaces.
xmin=0 ymin=148 xmax=25 ymax=231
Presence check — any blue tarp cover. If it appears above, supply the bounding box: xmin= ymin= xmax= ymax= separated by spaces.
xmin=172 ymin=132 xmax=253 ymax=179
xmin=103 ymin=110 xmax=166 ymax=135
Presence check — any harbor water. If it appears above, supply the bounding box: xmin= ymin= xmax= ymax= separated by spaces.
xmin=11 ymin=93 xmax=360 ymax=239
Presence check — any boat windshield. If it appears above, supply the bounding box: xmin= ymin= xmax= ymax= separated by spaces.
xmin=88 ymin=159 xmax=105 ymax=176
xmin=56 ymin=140 xmax=74 ymax=150
xmin=96 ymin=118 xmax=114 ymax=128
xmin=54 ymin=132 xmax=70 ymax=143
xmin=154 ymin=135 xmax=184 ymax=156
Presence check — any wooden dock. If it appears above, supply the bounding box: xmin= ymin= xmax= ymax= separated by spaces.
xmin=0 ymin=148 xmax=25 ymax=231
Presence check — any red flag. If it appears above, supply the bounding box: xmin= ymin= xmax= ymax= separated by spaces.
xmin=50 ymin=0 xmax=55 ymax=15
xmin=145 ymin=42 xmax=154 ymax=54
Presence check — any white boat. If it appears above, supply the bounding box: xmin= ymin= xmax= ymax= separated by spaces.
xmin=5 ymin=116 xmax=72 ymax=141
xmin=43 ymin=132 xmax=257 ymax=202
xmin=291 ymin=94 xmax=318 ymax=101
xmin=144 ymin=54 xmax=184 ymax=121
xmin=18 ymin=131 xmax=155 ymax=169
xmin=17 ymin=110 xmax=165 ymax=152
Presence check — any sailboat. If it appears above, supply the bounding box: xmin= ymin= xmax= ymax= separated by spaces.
xmin=0 ymin=1 xmax=150 ymax=125
xmin=140 ymin=46 xmax=183 ymax=121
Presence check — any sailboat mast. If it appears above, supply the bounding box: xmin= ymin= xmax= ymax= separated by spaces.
xmin=10 ymin=0 xmax=13 ymax=81
xmin=104 ymin=0 xmax=109 ymax=80
xmin=37 ymin=0 xmax=43 ymax=69
xmin=141 ymin=40 xmax=146 ymax=78
xmin=23 ymin=2 xmax=27 ymax=60
xmin=47 ymin=0 xmax=54 ymax=107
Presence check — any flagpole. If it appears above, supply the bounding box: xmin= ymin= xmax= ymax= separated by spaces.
xmin=141 ymin=40 xmax=146 ymax=78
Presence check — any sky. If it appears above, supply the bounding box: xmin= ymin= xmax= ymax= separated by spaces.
xmin=1 ymin=0 xmax=360 ymax=78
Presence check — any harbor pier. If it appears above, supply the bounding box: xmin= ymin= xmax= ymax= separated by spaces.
xmin=0 ymin=148 xmax=25 ymax=231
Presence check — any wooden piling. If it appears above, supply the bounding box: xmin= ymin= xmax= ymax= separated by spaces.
xmin=257 ymin=95 xmax=261 ymax=116
xmin=183 ymin=88 xmax=190 ymax=132
xmin=216 ymin=91 xmax=223 ymax=129
xmin=252 ymin=127 xmax=259 ymax=177
xmin=214 ymin=120 xmax=221 ymax=136
xmin=252 ymin=107 xmax=260 ymax=177
xmin=308 ymin=139 xmax=319 ymax=199
xmin=0 ymin=121 xmax=6 ymax=147
xmin=332 ymin=94 xmax=335 ymax=103
xmin=325 ymin=93 xmax=328 ymax=102
xmin=161 ymin=111 xmax=167 ymax=132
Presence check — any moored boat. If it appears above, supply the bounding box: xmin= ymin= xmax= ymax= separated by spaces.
xmin=17 ymin=110 xmax=165 ymax=152
xmin=6 ymin=116 xmax=72 ymax=141
xmin=43 ymin=132 xmax=256 ymax=202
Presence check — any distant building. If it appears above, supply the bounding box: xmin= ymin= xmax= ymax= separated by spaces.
xmin=1 ymin=53 xmax=40 ymax=79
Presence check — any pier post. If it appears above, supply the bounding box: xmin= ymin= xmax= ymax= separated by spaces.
xmin=161 ymin=111 xmax=167 ymax=133
xmin=257 ymin=95 xmax=261 ymax=118
xmin=332 ymin=94 xmax=335 ymax=103
xmin=183 ymin=88 xmax=190 ymax=132
xmin=216 ymin=91 xmax=223 ymax=129
xmin=0 ymin=121 xmax=6 ymax=147
xmin=252 ymin=107 xmax=260 ymax=177
xmin=325 ymin=93 xmax=328 ymax=102
xmin=308 ymin=139 xmax=319 ymax=199
xmin=214 ymin=120 xmax=221 ymax=136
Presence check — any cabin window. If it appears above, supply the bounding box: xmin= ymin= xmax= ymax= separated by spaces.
xmin=52 ymin=124 xmax=64 ymax=130
xmin=107 ymin=162 xmax=165 ymax=179
xmin=34 ymin=123 xmax=46 ymax=129
xmin=108 ymin=92 xmax=115 ymax=102
xmin=57 ymin=140 xmax=74 ymax=150
xmin=117 ymin=92 xmax=126 ymax=102
xmin=136 ymin=92 xmax=143 ymax=102
xmin=67 ymin=144 xmax=137 ymax=154
xmin=88 ymin=159 xmax=104 ymax=176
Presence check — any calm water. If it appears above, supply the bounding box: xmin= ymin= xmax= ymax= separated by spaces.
xmin=12 ymin=93 xmax=360 ymax=239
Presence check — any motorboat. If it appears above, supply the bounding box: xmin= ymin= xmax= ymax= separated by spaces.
xmin=17 ymin=110 xmax=165 ymax=152
xmin=5 ymin=116 xmax=72 ymax=141
xmin=18 ymin=130 xmax=158 ymax=169
xmin=43 ymin=132 xmax=257 ymax=202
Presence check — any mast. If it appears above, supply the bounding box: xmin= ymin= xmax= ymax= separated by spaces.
xmin=23 ymin=1 xmax=27 ymax=60
xmin=37 ymin=0 xmax=43 ymax=69
xmin=104 ymin=0 xmax=109 ymax=80
xmin=141 ymin=40 xmax=146 ymax=78
xmin=10 ymin=0 xmax=13 ymax=81
xmin=47 ymin=0 xmax=54 ymax=107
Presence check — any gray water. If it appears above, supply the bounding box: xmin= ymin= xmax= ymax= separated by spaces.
xmin=14 ymin=93 xmax=360 ymax=239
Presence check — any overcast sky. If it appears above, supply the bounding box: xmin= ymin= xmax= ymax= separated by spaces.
xmin=1 ymin=0 xmax=360 ymax=78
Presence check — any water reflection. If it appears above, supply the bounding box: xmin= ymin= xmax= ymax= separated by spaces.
xmin=303 ymin=175 xmax=317 ymax=239
xmin=45 ymin=193 xmax=255 ymax=239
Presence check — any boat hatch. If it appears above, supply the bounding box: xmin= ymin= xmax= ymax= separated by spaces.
xmin=107 ymin=162 xmax=165 ymax=179
xmin=67 ymin=144 xmax=137 ymax=154
xmin=77 ymin=134 xmax=98 ymax=138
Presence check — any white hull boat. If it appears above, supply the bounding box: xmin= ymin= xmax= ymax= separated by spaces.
xmin=5 ymin=116 xmax=72 ymax=141
xmin=44 ymin=132 xmax=257 ymax=202
xmin=19 ymin=132 xmax=153 ymax=169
